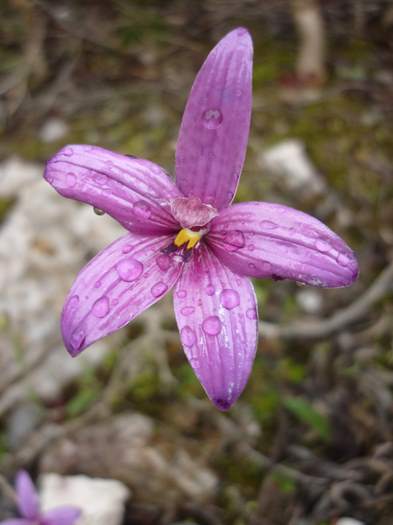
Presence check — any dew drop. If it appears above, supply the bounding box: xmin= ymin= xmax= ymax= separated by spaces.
xmin=246 ymin=308 xmax=257 ymax=320
xmin=94 ymin=280 xmax=102 ymax=288
xmin=70 ymin=329 xmax=85 ymax=351
xmin=181 ymin=306 xmax=195 ymax=316
xmin=249 ymin=244 xmax=255 ymax=251
xmin=176 ymin=289 xmax=187 ymax=299
xmin=220 ymin=289 xmax=240 ymax=310
xmin=181 ymin=326 xmax=196 ymax=347
xmin=94 ymin=207 xmax=105 ymax=216
xmin=66 ymin=173 xmax=76 ymax=187
xmin=67 ymin=295 xmax=79 ymax=310
xmin=248 ymin=263 xmax=256 ymax=271
xmin=151 ymin=281 xmax=168 ymax=297
xmin=92 ymin=296 xmax=110 ymax=318
xmin=202 ymin=108 xmax=223 ymax=130
xmin=133 ymin=200 xmax=152 ymax=220
xmin=260 ymin=220 xmax=278 ymax=230
xmin=262 ymin=261 xmax=272 ymax=272
xmin=63 ymin=147 xmax=73 ymax=157
xmin=156 ymin=254 xmax=171 ymax=271
xmin=225 ymin=230 xmax=245 ymax=252
xmin=206 ymin=284 xmax=215 ymax=296
xmin=94 ymin=174 xmax=108 ymax=185
xmin=116 ymin=258 xmax=143 ymax=281
xmin=122 ymin=244 xmax=132 ymax=254
xmin=315 ymin=239 xmax=329 ymax=253
xmin=202 ymin=315 xmax=222 ymax=336
xmin=337 ymin=252 xmax=351 ymax=267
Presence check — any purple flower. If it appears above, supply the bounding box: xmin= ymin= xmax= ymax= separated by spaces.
xmin=44 ymin=28 xmax=358 ymax=410
xmin=1 ymin=471 xmax=81 ymax=525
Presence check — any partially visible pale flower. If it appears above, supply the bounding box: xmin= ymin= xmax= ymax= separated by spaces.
xmin=0 ymin=471 xmax=80 ymax=525
xmin=44 ymin=28 xmax=358 ymax=410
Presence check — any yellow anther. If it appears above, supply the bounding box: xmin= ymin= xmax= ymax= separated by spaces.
xmin=174 ymin=228 xmax=202 ymax=250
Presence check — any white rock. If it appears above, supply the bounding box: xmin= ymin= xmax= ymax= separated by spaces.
xmin=296 ymin=289 xmax=323 ymax=313
xmin=0 ymin=157 xmax=123 ymax=412
xmin=259 ymin=139 xmax=325 ymax=195
xmin=336 ymin=519 xmax=365 ymax=525
xmin=40 ymin=474 xmax=130 ymax=525
xmin=39 ymin=118 xmax=69 ymax=143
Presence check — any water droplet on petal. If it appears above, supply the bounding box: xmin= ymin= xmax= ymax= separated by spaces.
xmin=156 ymin=254 xmax=171 ymax=271
xmin=262 ymin=261 xmax=272 ymax=272
xmin=68 ymin=295 xmax=79 ymax=310
xmin=71 ymin=329 xmax=85 ymax=351
xmin=220 ymin=289 xmax=240 ymax=310
xmin=181 ymin=326 xmax=196 ymax=347
xmin=176 ymin=289 xmax=187 ymax=299
xmin=94 ymin=174 xmax=108 ymax=185
xmin=116 ymin=258 xmax=143 ymax=281
xmin=202 ymin=108 xmax=223 ymax=130
xmin=225 ymin=230 xmax=245 ymax=252
xmin=66 ymin=173 xmax=76 ymax=187
xmin=151 ymin=281 xmax=168 ymax=297
xmin=181 ymin=306 xmax=195 ymax=316
xmin=206 ymin=284 xmax=215 ymax=296
xmin=260 ymin=220 xmax=278 ymax=230
xmin=92 ymin=296 xmax=110 ymax=318
xmin=337 ymin=252 xmax=351 ymax=267
xmin=122 ymin=244 xmax=132 ymax=254
xmin=248 ymin=263 xmax=256 ymax=271
xmin=94 ymin=280 xmax=102 ymax=288
xmin=94 ymin=207 xmax=105 ymax=216
xmin=202 ymin=315 xmax=222 ymax=336
xmin=133 ymin=200 xmax=152 ymax=219
xmin=315 ymin=239 xmax=329 ymax=253
xmin=246 ymin=308 xmax=257 ymax=320
xmin=63 ymin=147 xmax=73 ymax=157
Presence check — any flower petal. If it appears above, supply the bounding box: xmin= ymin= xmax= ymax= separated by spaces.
xmin=174 ymin=246 xmax=258 ymax=410
xmin=208 ymin=202 xmax=359 ymax=287
xmin=0 ymin=518 xmax=32 ymax=525
xmin=15 ymin=471 xmax=39 ymax=520
xmin=44 ymin=145 xmax=181 ymax=235
xmin=175 ymin=28 xmax=253 ymax=210
xmin=42 ymin=506 xmax=81 ymax=525
xmin=62 ymin=232 xmax=182 ymax=356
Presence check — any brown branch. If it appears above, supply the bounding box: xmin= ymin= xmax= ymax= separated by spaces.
xmin=260 ymin=261 xmax=393 ymax=340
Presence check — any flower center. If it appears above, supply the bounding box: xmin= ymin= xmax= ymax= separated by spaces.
xmin=174 ymin=228 xmax=203 ymax=250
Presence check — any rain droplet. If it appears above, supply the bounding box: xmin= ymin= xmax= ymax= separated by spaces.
xmin=116 ymin=258 xmax=143 ymax=281
xmin=63 ymin=147 xmax=73 ymax=157
xmin=260 ymin=220 xmax=278 ymax=230
xmin=94 ymin=280 xmax=102 ymax=288
xmin=67 ymin=295 xmax=79 ymax=310
xmin=176 ymin=289 xmax=187 ymax=299
xmin=156 ymin=254 xmax=171 ymax=271
xmin=151 ymin=281 xmax=168 ymax=297
xmin=249 ymin=244 xmax=255 ymax=251
xmin=202 ymin=108 xmax=223 ymax=130
xmin=206 ymin=284 xmax=215 ymax=296
xmin=94 ymin=174 xmax=108 ymax=185
xmin=315 ymin=239 xmax=329 ymax=253
xmin=262 ymin=261 xmax=272 ymax=272
xmin=225 ymin=230 xmax=245 ymax=252
xmin=133 ymin=200 xmax=152 ymax=219
xmin=202 ymin=315 xmax=222 ymax=336
xmin=181 ymin=306 xmax=195 ymax=316
xmin=92 ymin=296 xmax=110 ymax=318
xmin=122 ymin=244 xmax=132 ymax=254
xmin=181 ymin=326 xmax=196 ymax=347
xmin=66 ymin=173 xmax=76 ymax=187
xmin=246 ymin=308 xmax=257 ymax=320
xmin=94 ymin=207 xmax=105 ymax=216
xmin=248 ymin=263 xmax=256 ymax=271
xmin=70 ymin=329 xmax=85 ymax=351
xmin=337 ymin=252 xmax=351 ymax=267
xmin=220 ymin=289 xmax=240 ymax=310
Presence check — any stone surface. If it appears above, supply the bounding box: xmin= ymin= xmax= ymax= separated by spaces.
xmin=0 ymin=157 xmax=123 ymax=413
xmin=40 ymin=474 xmax=130 ymax=525
xmin=40 ymin=414 xmax=217 ymax=507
